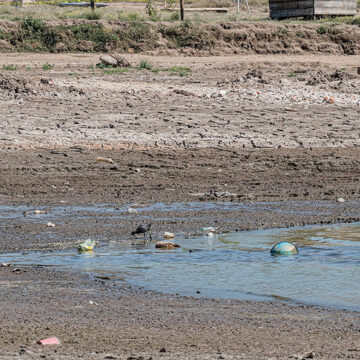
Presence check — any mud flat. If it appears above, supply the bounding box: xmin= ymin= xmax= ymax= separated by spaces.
xmin=0 ymin=53 xmax=360 ymax=359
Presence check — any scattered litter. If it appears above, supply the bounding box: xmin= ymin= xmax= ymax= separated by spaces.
xmin=270 ymin=241 xmax=298 ymax=255
xmin=34 ymin=210 xmax=46 ymax=214
xmin=164 ymin=231 xmax=175 ymax=239
xmin=37 ymin=337 xmax=61 ymax=346
xmin=127 ymin=207 xmax=138 ymax=214
xmin=155 ymin=241 xmax=180 ymax=249
xmin=206 ymin=232 xmax=214 ymax=237
xmin=201 ymin=227 xmax=216 ymax=234
xmin=78 ymin=239 xmax=96 ymax=252
xmin=46 ymin=222 xmax=55 ymax=227
xmin=1 ymin=262 xmax=11 ymax=267
xmin=135 ymin=168 xmax=141 ymax=173
xmin=89 ymin=300 xmax=98 ymax=305
xmin=96 ymin=157 xmax=114 ymax=164
xmin=337 ymin=197 xmax=345 ymax=203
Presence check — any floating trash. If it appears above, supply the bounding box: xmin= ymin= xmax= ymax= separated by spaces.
xmin=37 ymin=337 xmax=61 ymax=346
xmin=96 ymin=157 xmax=114 ymax=164
xmin=78 ymin=239 xmax=96 ymax=252
xmin=201 ymin=227 xmax=216 ymax=234
xmin=127 ymin=207 xmax=138 ymax=214
xmin=270 ymin=241 xmax=298 ymax=255
xmin=164 ymin=232 xmax=174 ymax=239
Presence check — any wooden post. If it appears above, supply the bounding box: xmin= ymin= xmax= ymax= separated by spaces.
xmin=180 ymin=0 xmax=184 ymax=20
xmin=90 ymin=0 xmax=95 ymax=11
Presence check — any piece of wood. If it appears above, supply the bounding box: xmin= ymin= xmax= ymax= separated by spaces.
xmin=270 ymin=7 xmax=313 ymax=18
xmin=270 ymin=1 xmax=313 ymax=11
xmin=162 ymin=7 xmax=228 ymax=12
xmin=180 ymin=0 xmax=184 ymax=20
xmin=314 ymin=7 xmax=356 ymax=14
xmin=315 ymin=0 xmax=356 ymax=9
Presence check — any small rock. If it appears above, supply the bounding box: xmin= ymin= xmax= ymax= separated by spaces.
xmin=155 ymin=241 xmax=180 ymax=250
xmin=337 ymin=197 xmax=345 ymax=203
xmin=34 ymin=210 xmax=46 ymax=214
xmin=127 ymin=207 xmax=138 ymax=214
xmin=46 ymin=222 xmax=55 ymax=227
xmin=104 ymin=355 xmax=117 ymax=359
xmin=100 ymin=54 xmax=130 ymax=68
xmin=96 ymin=157 xmax=114 ymax=164
xmin=1 ymin=262 xmax=11 ymax=267
xmin=302 ymin=352 xmax=314 ymax=359
xmin=159 ymin=347 xmax=166 ymax=353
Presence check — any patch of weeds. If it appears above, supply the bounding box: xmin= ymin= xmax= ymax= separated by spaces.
xmin=277 ymin=27 xmax=289 ymax=35
xmin=339 ymin=67 xmax=346 ymax=71
xmin=2 ymin=64 xmax=17 ymax=71
xmin=42 ymin=63 xmax=53 ymax=71
xmin=316 ymin=25 xmax=328 ymax=34
xmin=149 ymin=10 xmax=162 ymax=22
xmin=163 ymin=66 xmax=191 ymax=76
xmin=103 ymin=67 xmax=130 ymax=74
xmin=80 ymin=10 xmax=101 ymax=20
xmin=287 ymin=72 xmax=296 ymax=77
xmin=351 ymin=17 xmax=360 ymax=26
xmin=138 ymin=59 xmax=152 ymax=70
xmin=67 ymin=23 xmax=118 ymax=51
xmin=117 ymin=10 xmax=144 ymax=21
xmin=296 ymin=31 xmax=304 ymax=38
xmin=228 ymin=14 xmax=237 ymax=22
xmin=20 ymin=17 xmax=60 ymax=51
xmin=0 ymin=30 xmax=5 ymax=40
xmin=88 ymin=64 xmax=95 ymax=70
xmin=115 ymin=21 xmax=153 ymax=51
xmin=152 ymin=68 xmax=159 ymax=74
xmin=161 ymin=21 xmax=213 ymax=49
xmin=168 ymin=11 xmax=179 ymax=21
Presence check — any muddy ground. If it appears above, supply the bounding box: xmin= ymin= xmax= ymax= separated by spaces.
xmin=0 ymin=53 xmax=360 ymax=359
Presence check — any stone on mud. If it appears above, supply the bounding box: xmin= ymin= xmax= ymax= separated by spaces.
xmin=155 ymin=241 xmax=180 ymax=249
xmin=100 ymin=54 xmax=131 ymax=68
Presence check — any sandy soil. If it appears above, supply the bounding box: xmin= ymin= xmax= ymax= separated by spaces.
xmin=1 ymin=53 xmax=360 ymax=359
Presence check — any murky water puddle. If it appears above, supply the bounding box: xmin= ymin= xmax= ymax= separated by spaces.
xmin=1 ymin=216 xmax=359 ymax=311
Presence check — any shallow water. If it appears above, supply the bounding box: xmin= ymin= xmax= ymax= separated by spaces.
xmin=1 ymin=216 xmax=359 ymax=311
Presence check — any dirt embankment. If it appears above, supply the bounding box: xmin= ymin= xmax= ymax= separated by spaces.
xmin=0 ymin=18 xmax=360 ymax=55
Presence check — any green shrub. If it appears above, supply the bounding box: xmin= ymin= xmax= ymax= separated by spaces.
xmin=138 ymin=59 xmax=152 ymax=70
xmin=2 ymin=64 xmax=17 ymax=71
xmin=168 ymin=11 xmax=180 ymax=21
xmin=76 ymin=10 xmax=102 ymax=20
xmin=42 ymin=63 xmax=53 ymax=71
xmin=103 ymin=67 xmax=130 ymax=74
xmin=316 ymin=25 xmax=328 ymax=34
xmin=20 ymin=17 xmax=60 ymax=51
xmin=67 ymin=23 xmax=118 ymax=51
